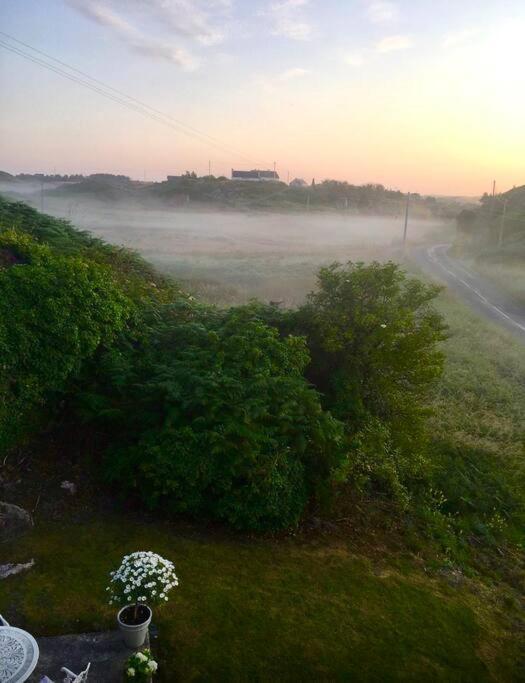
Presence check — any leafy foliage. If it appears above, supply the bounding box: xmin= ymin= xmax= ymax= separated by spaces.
xmin=275 ymin=262 xmax=448 ymax=504
xmin=0 ymin=195 xmax=179 ymax=300
xmin=0 ymin=195 xmax=98 ymax=252
xmin=456 ymin=185 xmax=525 ymax=263
xmin=85 ymin=303 xmax=344 ymax=530
xmin=0 ymin=230 xmax=131 ymax=451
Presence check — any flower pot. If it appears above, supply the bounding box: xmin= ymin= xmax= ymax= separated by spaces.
xmin=117 ymin=604 xmax=152 ymax=648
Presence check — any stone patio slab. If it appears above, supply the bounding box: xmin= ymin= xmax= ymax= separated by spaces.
xmin=29 ymin=630 xmax=150 ymax=682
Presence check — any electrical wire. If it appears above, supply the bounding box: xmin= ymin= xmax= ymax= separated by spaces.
xmin=0 ymin=32 xmax=275 ymax=170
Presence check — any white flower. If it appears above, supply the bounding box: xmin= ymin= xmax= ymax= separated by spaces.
xmin=109 ymin=552 xmax=179 ymax=607
xmin=148 ymin=660 xmax=158 ymax=672
xmin=127 ymin=667 xmax=135 ymax=677
xmin=136 ymin=652 xmax=147 ymax=662
xmin=380 ymin=323 xmax=387 ymax=328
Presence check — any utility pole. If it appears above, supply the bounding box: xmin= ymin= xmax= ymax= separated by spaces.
xmin=273 ymin=161 xmax=276 ymax=176
xmin=402 ymin=192 xmax=410 ymax=247
xmin=498 ymin=198 xmax=508 ymax=248
xmin=306 ymin=192 xmax=310 ymax=211
xmin=490 ymin=179 xmax=497 ymax=218
xmin=208 ymin=160 xmax=211 ymax=177
xmin=287 ymin=170 xmax=290 ymax=185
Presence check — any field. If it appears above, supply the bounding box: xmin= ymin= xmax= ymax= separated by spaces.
xmin=25 ymin=199 xmax=451 ymax=304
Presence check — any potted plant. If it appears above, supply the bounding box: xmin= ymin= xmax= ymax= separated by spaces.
xmin=107 ymin=551 xmax=178 ymax=648
xmin=125 ymin=649 xmax=158 ymax=681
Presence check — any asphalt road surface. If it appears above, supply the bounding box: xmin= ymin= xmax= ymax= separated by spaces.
xmin=411 ymin=243 xmax=525 ymax=344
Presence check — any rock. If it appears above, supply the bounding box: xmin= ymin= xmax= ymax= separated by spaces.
xmin=0 ymin=501 xmax=33 ymax=541
xmin=0 ymin=559 xmax=34 ymax=579
xmin=437 ymin=567 xmax=465 ymax=587
xmin=61 ymin=480 xmax=77 ymax=495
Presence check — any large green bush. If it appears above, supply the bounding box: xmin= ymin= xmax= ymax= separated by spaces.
xmin=89 ymin=303 xmax=344 ymax=530
xmin=0 ymin=230 xmax=131 ymax=451
xmin=268 ymin=262 xmax=447 ymax=504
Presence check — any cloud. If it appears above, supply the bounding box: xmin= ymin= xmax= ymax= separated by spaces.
xmin=130 ymin=43 xmax=197 ymax=68
xmin=367 ymin=1 xmax=398 ymax=24
xmin=126 ymin=0 xmax=228 ymax=46
xmin=344 ymin=52 xmax=365 ymax=67
xmin=376 ymin=34 xmax=413 ymax=53
xmin=264 ymin=0 xmax=312 ymax=41
xmin=442 ymin=28 xmax=480 ymax=48
xmin=67 ymin=0 xmax=231 ymax=68
xmin=69 ymin=0 xmax=134 ymax=33
xmin=255 ymin=66 xmax=309 ymax=93
xmin=276 ymin=67 xmax=309 ymax=81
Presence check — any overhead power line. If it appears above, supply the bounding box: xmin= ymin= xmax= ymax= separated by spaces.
xmin=0 ymin=31 xmax=275 ymax=171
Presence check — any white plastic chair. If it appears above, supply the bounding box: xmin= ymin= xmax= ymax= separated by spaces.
xmin=40 ymin=663 xmax=91 ymax=683
xmin=0 ymin=614 xmax=9 ymax=626
xmin=61 ymin=663 xmax=91 ymax=683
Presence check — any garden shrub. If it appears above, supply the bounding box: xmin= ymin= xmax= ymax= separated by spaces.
xmin=266 ymin=262 xmax=447 ymax=505
xmin=95 ymin=303 xmax=345 ymax=530
xmin=0 ymin=230 xmax=131 ymax=452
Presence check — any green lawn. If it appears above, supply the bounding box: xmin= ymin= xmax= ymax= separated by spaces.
xmin=1 ymin=518 xmax=519 ymax=682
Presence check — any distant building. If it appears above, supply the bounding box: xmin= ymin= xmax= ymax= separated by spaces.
xmin=167 ymin=172 xmax=197 ymax=181
xmin=290 ymin=178 xmax=307 ymax=188
xmin=231 ymin=169 xmax=280 ymax=182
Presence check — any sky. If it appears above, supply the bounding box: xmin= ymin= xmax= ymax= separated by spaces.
xmin=1 ymin=0 xmax=525 ymax=195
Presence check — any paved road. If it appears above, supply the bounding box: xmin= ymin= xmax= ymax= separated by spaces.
xmin=411 ymin=243 xmax=525 ymax=343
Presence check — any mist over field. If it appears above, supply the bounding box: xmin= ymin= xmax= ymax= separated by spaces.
xmin=27 ymin=195 xmax=452 ymax=304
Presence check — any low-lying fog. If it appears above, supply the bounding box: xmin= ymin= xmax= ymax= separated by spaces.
xmin=11 ymin=192 xmax=454 ymax=305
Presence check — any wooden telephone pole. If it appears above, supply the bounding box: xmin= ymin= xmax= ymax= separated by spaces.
xmin=498 ymin=199 xmax=508 ymax=248
xmin=402 ymin=192 xmax=410 ymax=247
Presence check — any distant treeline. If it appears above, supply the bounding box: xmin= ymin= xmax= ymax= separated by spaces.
xmin=2 ymin=170 xmax=464 ymax=218
xmin=456 ymin=184 xmax=525 ymax=262
xmin=1 ymin=171 xmax=87 ymax=182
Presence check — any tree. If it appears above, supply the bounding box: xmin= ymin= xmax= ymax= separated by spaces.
xmin=456 ymin=209 xmax=478 ymax=235
xmin=284 ymin=261 xmax=447 ymax=502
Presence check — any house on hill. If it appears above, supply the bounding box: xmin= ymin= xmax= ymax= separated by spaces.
xmin=231 ymin=169 xmax=280 ymax=182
